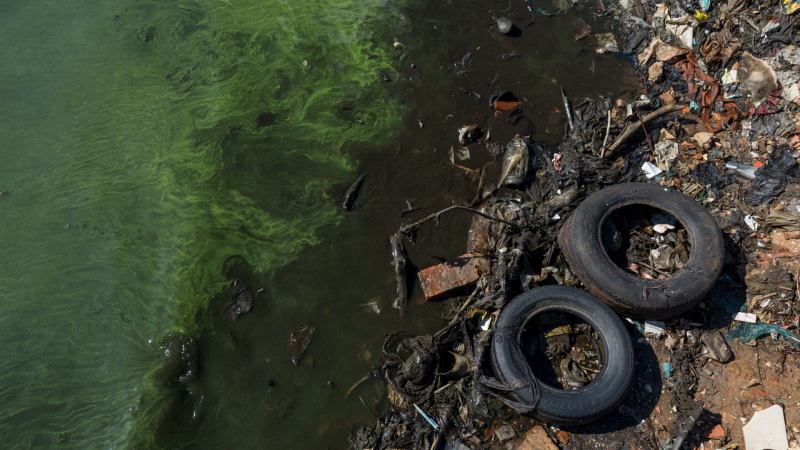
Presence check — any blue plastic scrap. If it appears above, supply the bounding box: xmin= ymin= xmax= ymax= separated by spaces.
xmin=661 ymin=361 xmax=673 ymax=380
xmin=414 ymin=404 xmax=440 ymax=430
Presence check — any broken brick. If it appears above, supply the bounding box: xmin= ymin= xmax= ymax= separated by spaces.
xmin=704 ymin=424 xmax=725 ymax=440
xmin=659 ymin=91 xmax=676 ymax=105
xmin=518 ymin=426 xmax=559 ymax=450
xmin=418 ymin=253 xmax=486 ymax=301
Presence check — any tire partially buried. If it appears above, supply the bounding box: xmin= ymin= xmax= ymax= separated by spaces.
xmin=558 ymin=182 xmax=724 ymax=320
xmin=490 ymin=286 xmax=635 ymax=426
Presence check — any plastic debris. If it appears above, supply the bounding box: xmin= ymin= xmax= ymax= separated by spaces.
xmin=744 ymin=214 xmax=759 ymax=231
xmin=725 ymin=161 xmax=758 ymax=180
xmin=414 ymin=404 xmax=440 ymax=430
xmin=692 ymin=9 xmax=708 ymax=21
xmin=745 ymin=147 xmax=800 ymax=206
xmin=500 ymin=136 xmax=529 ymax=187
xmin=654 ymin=139 xmax=678 ymax=171
xmin=449 ymin=146 xmax=470 ymax=162
xmin=595 ymin=33 xmax=619 ymax=53
xmin=661 ymin=361 xmax=673 ymax=379
xmin=742 ymin=405 xmax=789 ymax=450
xmin=784 ymin=0 xmax=800 ymax=14
xmin=638 ymin=37 xmax=689 ymax=65
xmin=457 ymin=124 xmax=479 ymax=145
xmin=665 ymin=14 xmax=694 ymax=49
xmin=642 ymin=161 xmax=663 ymax=179
xmin=690 ymin=161 xmax=733 ymax=196
xmin=733 ymin=312 xmax=757 ymax=323
xmin=653 ymin=224 xmax=675 ymax=234
xmin=645 ymin=321 xmax=667 ymax=338
xmin=700 ymin=331 xmax=733 ymax=363
xmin=726 ymin=322 xmax=800 ymax=348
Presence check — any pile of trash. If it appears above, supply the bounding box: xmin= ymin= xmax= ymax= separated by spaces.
xmin=343 ymin=0 xmax=800 ymax=448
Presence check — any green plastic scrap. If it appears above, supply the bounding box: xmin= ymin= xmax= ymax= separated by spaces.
xmin=536 ymin=8 xmax=563 ymax=16
xmin=725 ymin=322 xmax=800 ymax=348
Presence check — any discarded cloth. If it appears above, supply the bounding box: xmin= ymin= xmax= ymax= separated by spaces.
xmin=674 ymin=53 xmax=743 ymax=132
xmin=639 ymin=36 xmax=689 ymax=65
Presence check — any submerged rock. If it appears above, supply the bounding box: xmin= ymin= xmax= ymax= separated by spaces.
xmin=288 ymin=323 xmax=316 ymax=364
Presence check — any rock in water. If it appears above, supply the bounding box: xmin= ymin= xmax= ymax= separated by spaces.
xmin=496 ymin=17 xmax=513 ymax=34
xmin=288 ymin=323 xmax=316 ymax=364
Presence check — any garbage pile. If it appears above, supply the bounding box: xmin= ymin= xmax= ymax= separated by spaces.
xmin=344 ymin=0 xmax=800 ymax=448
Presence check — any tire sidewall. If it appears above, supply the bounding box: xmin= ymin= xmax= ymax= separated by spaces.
xmin=558 ymin=182 xmax=724 ymax=320
xmin=490 ymin=286 xmax=635 ymax=425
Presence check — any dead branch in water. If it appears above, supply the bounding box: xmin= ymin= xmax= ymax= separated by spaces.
xmin=396 ymin=205 xmax=519 ymax=242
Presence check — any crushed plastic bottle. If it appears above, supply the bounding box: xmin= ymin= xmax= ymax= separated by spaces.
xmin=500 ymin=136 xmax=529 ymax=187
xmin=725 ymin=161 xmax=758 ymax=180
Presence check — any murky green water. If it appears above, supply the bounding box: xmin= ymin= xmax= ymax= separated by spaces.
xmin=0 ymin=0 xmax=405 ymax=448
xmin=0 ymin=0 xmax=641 ymax=448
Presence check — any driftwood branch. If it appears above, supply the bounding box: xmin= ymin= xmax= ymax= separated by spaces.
xmin=603 ymin=104 xmax=684 ymax=158
xmin=397 ymin=205 xmax=519 ymax=242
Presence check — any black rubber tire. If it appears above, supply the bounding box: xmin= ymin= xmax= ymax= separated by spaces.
xmin=490 ymin=286 xmax=635 ymax=426
xmin=558 ymin=182 xmax=724 ymax=320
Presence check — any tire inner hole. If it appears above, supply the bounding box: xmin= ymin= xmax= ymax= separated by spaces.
xmin=601 ymin=204 xmax=692 ymax=279
xmin=520 ymin=311 xmax=604 ymax=390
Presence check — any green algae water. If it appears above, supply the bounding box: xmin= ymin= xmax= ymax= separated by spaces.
xmin=0 ymin=0 xmax=643 ymax=447
xmin=0 ymin=0 xmax=406 ymax=448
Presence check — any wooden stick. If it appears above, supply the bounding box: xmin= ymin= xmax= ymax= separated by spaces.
xmin=604 ymin=104 xmax=684 ymax=158
xmin=397 ymin=205 xmax=519 ymax=241
xmin=600 ymin=110 xmax=612 ymax=158
xmin=345 ymin=375 xmax=369 ymax=399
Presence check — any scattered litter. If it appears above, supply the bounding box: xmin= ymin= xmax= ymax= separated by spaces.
xmin=654 ymin=139 xmax=678 ymax=171
xmin=726 ymin=322 xmax=800 ymax=348
xmin=638 ymin=37 xmax=689 ymax=65
xmin=733 ymin=312 xmax=757 ymax=323
xmin=645 ymin=321 xmax=667 ymax=338
xmin=495 ymin=425 xmax=516 ymax=443
xmin=653 ymin=224 xmax=675 ymax=234
xmin=742 ymin=405 xmax=789 ymax=450
xmin=661 ymin=361 xmax=673 ymax=379
xmin=744 ymin=214 xmax=759 ymax=231
xmin=595 ymin=33 xmax=619 ymax=53
xmin=700 ymin=331 xmax=733 ymax=363
xmin=642 ymin=161 xmax=663 ymax=179
xmin=457 ymin=124 xmax=479 ymax=145
xmin=449 ymin=146 xmax=470 ymax=162
xmin=725 ymin=161 xmax=758 ymax=180
xmin=500 ymin=136 xmax=529 ymax=187
xmin=413 ymin=404 xmax=440 ymax=430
